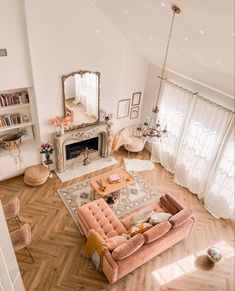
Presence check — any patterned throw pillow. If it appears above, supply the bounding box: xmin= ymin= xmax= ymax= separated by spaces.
xmin=128 ymin=223 xmax=152 ymax=237
xmin=131 ymin=209 xmax=154 ymax=225
xmin=149 ymin=212 xmax=172 ymax=225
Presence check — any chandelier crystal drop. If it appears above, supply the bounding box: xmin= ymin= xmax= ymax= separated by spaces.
xmin=138 ymin=5 xmax=181 ymax=142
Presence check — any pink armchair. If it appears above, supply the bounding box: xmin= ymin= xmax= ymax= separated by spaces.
xmin=119 ymin=126 xmax=145 ymax=155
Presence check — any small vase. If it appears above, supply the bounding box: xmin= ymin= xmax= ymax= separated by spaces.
xmin=45 ymin=153 xmax=51 ymax=165
xmin=60 ymin=124 xmax=64 ymax=135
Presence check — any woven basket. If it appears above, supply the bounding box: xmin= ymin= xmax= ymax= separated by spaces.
xmin=0 ymin=134 xmax=21 ymax=150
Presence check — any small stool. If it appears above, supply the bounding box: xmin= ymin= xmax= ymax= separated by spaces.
xmin=24 ymin=165 xmax=49 ymax=186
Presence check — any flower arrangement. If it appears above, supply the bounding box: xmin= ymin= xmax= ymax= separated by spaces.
xmin=40 ymin=143 xmax=54 ymax=154
xmin=50 ymin=116 xmax=71 ymax=127
xmin=50 ymin=115 xmax=72 ymax=136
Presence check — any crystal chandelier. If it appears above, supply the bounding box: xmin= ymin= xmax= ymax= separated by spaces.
xmin=138 ymin=5 xmax=181 ymax=142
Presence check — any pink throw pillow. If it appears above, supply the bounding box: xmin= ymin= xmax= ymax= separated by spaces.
xmin=112 ymin=234 xmax=145 ymax=260
xmin=105 ymin=235 xmax=128 ymax=250
xmin=143 ymin=221 xmax=172 ymax=243
xmin=169 ymin=208 xmax=193 ymax=228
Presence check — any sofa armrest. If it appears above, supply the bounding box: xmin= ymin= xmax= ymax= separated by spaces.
xmin=165 ymin=193 xmax=184 ymax=211
xmin=102 ymin=251 xmax=119 ymax=284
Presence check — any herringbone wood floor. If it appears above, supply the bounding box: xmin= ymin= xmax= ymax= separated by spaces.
xmin=0 ymin=149 xmax=234 ymax=291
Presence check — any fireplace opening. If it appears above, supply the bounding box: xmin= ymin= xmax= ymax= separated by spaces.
xmin=66 ymin=136 xmax=99 ymax=160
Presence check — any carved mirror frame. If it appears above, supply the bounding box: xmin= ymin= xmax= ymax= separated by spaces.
xmin=62 ymin=70 xmax=101 ymax=130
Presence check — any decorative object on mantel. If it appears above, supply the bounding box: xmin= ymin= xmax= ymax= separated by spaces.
xmin=40 ymin=143 xmax=54 ymax=178
xmin=137 ymin=5 xmax=181 ymax=142
xmin=50 ymin=116 xmax=71 ymax=137
xmin=24 ymin=165 xmax=49 ymax=186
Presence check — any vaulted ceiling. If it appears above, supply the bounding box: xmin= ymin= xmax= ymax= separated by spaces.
xmin=93 ymin=0 xmax=234 ymax=97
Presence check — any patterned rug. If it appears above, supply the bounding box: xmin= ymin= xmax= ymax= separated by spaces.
xmin=57 ymin=171 xmax=160 ymax=229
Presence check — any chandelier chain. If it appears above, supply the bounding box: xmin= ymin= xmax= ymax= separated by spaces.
xmin=156 ymin=9 xmax=177 ymax=105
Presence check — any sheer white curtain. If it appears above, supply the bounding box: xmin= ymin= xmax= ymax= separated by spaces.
xmin=82 ymin=73 xmax=98 ymax=117
xmin=74 ymin=74 xmax=82 ymax=105
xmin=174 ymin=97 xmax=234 ymax=198
xmin=151 ymin=81 xmax=194 ymax=173
xmin=204 ymin=120 xmax=235 ymax=219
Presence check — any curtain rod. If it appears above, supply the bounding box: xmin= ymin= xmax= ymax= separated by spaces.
xmin=158 ymin=76 xmax=235 ymax=114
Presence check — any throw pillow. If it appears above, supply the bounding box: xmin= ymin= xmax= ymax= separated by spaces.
xmin=112 ymin=233 xmax=145 ymax=260
xmin=105 ymin=235 xmax=128 ymax=251
xmin=149 ymin=212 xmax=172 ymax=225
xmin=128 ymin=222 xmax=152 ymax=237
xmin=131 ymin=209 xmax=154 ymax=225
xmin=143 ymin=221 xmax=172 ymax=243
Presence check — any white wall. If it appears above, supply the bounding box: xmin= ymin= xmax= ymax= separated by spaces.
xmin=142 ymin=63 xmax=234 ymax=121
xmin=0 ymin=0 xmax=32 ymax=90
xmin=24 ymin=0 xmax=147 ymax=141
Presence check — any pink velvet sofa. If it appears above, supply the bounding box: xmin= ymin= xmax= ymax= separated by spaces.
xmin=77 ymin=194 xmax=195 ymax=284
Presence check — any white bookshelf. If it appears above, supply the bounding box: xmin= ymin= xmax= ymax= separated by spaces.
xmin=0 ymin=121 xmax=34 ymax=133
xmin=0 ymin=103 xmax=30 ymax=112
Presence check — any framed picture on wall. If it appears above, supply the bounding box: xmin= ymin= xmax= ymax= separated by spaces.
xmin=132 ymin=92 xmax=141 ymax=106
xmin=130 ymin=106 xmax=139 ymax=119
xmin=117 ymin=99 xmax=130 ymax=119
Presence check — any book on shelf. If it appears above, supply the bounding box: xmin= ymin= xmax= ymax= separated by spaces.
xmin=0 ymin=113 xmax=29 ymax=128
xmin=0 ymin=90 xmax=29 ymax=107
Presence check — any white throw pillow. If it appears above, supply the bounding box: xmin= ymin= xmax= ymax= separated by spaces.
xmin=149 ymin=212 xmax=172 ymax=225
xmin=131 ymin=209 xmax=154 ymax=225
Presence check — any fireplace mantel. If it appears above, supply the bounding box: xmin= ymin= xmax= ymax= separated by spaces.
xmin=53 ymin=122 xmax=111 ymax=173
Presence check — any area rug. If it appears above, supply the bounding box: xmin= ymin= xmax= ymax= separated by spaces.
xmin=56 ymin=157 xmax=118 ymax=182
xmin=124 ymin=158 xmax=155 ymax=172
xmin=57 ymin=171 xmax=160 ymax=230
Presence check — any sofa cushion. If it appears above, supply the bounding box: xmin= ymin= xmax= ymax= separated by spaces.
xmin=149 ymin=212 xmax=172 ymax=225
xmin=169 ymin=208 xmax=193 ymax=228
xmin=128 ymin=223 xmax=152 ymax=237
xmin=77 ymin=198 xmax=126 ymax=239
xmin=105 ymin=235 xmax=128 ymax=251
xmin=121 ymin=202 xmax=165 ymax=230
xmin=131 ymin=209 xmax=154 ymax=225
xmin=112 ymin=234 xmax=145 ymax=260
xmin=143 ymin=221 xmax=172 ymax=243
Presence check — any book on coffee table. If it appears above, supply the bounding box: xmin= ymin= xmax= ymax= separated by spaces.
xmin=108 ymin=174 xmax=123 ymax=183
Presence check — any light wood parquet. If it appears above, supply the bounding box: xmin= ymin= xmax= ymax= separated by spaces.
xmin=0 ymin=149 xmax=234 ymax=291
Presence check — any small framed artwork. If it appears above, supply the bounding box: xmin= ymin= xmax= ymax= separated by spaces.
xmin=132 ymin=92 xmax=141 ymax=106
xmin=117 ymin=99 xmax=130 ymax=119
xmin=130 ymin=106 xmax=139 ymax=119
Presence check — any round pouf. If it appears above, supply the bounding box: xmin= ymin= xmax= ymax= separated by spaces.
xmin=207 ymin=247 xmax=222 ymax=263
xmin=24 ymin=165 xmax=50 ymax=186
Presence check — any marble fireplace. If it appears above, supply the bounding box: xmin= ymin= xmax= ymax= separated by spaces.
xmin=53 ymin=123 xmax=111 ymax=173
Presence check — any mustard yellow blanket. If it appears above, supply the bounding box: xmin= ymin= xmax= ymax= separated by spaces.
xmin=84 ymin=230 xmax=108 ymax=270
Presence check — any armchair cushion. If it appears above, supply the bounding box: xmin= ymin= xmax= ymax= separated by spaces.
xmin=124 ymin=137 xmax=144 ymax=152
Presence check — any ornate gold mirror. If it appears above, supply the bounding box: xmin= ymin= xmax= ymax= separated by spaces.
xmin=62 ymin=70 xmax=100 ymax=128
